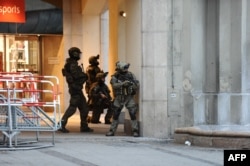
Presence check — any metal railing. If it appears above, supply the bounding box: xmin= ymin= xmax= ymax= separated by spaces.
xmin=0 ymin=72 xmax=61 ymax=150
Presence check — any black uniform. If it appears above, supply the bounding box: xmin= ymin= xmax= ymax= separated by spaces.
xmin=58 ymin=47 xmax=93 ymax=133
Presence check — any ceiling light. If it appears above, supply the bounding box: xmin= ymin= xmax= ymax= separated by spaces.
xmin=119 ymin=11 xmax=126 ymax=17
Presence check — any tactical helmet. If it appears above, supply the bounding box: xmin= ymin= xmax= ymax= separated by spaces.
xmin=115 ymin=61 xmax=130 ymax=72
xmin=96 ymin=72 xmax=108 ymax=81
xmin=89 ymin=54 xmax=100 ymax=65
xmin=68 ymin=47 xmax=82 ymax=60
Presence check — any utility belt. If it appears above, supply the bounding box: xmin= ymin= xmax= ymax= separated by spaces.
xmin=115 ymin=86 xmax=135 ymax=96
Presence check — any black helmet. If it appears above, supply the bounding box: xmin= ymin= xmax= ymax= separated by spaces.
xmin=68 ymin=47 xmax=82 ymax=60
xmin=96 ymin=72 xmax=108 ymax=81
xmin=89 ymin=54 xmax=100 ymax=65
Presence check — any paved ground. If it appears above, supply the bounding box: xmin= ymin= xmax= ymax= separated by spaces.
xmin=0 ymin=114 xmax=224 ymax=166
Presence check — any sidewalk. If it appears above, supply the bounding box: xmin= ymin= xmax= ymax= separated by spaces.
xmin=0 ymin=113 xmax=224 ymax=166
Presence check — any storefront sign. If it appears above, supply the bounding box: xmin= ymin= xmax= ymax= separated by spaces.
xmin=0 ymin=0 xmax=25 ymax=23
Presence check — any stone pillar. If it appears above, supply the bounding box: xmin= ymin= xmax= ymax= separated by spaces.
xmin=193 ymin=0 xmax=219 ymax=125
xmin=192 ymin=0 xmax=250 ymax=126
xmin=183 ymin=0 xmax=208 ymax=126
xmin=217 ymin=0 xmax=250 ymax=125
xmin=188 ymin=0 xmax=250 ymax=125
xmin=141 ymin=0 xmax=169 ymax=138
xmin=175 ymin=1 xmax=250 ymax=147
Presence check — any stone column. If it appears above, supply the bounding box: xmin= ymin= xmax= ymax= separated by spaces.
xmin=191 ymin=0 xmax=250 ymax=126
xmin=141 ymin=0 xmax=169 ymax=138
xmin=182 ymin=0 xmax=208 ymax=126
xmin=217 ymin=0 xmax=250 ymax=125
xmin=193 ymin=0 xmax=219 ymax=125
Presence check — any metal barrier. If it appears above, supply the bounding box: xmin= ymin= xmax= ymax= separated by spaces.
xmin=0 ymin=72 xmax=61 ymax=150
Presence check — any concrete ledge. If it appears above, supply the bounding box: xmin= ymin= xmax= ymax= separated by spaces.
xmin=174 ymin=125 xmax=250 ymax=149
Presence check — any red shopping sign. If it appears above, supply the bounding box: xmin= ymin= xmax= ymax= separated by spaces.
xmin=0 ymin=0 xmax=25 ymax=23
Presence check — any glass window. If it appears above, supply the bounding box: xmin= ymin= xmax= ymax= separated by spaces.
xmin=0 ymin=35 xmax=40 ymax=73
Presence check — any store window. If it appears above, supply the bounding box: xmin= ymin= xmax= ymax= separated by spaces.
xmin=0 ymin=35 xmax=40 ymax=73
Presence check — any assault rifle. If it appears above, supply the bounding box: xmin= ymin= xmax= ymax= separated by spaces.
xmin=96 ymin=87 xmax=112 ymax=107
xmin=116 ymin=73 xmax=138 ymax=95
xmin=116 ymin=73 xmax=138 ymax=86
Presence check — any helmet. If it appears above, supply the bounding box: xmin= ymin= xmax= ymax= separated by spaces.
xmin=115 ymin=61 xmax=130 ymax=72
xmin=96 ymin=72 xmax=108 ymax=81
xmin=68 ymin=47 xmax=82 ymax=60
xmin=89 ymin=54 xmax=100 ymax=65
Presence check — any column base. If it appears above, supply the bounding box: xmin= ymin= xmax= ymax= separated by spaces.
xmin=174 ymin=125 xmax=250 ymax=148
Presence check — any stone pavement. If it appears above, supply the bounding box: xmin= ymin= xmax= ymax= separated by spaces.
xmin=0 ymin=114 xmax=224 ymax=166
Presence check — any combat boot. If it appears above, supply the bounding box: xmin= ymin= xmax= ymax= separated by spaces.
xmin=133 ymin=130 xmax=139 ymax=137
xmin=80 ymin=122 xmax=94 ymax=132
xmin=58 ymin=127 xmax=69 ymax=133
xmin=106 ymin=120 xmax=119 ymax=136
xmin=131 ymin=120 xmax=139 ymax=137
xmin=81 ymin=127 xmax=94 ymax=132
xmin=58 ymin=120 xmax=69 ymax=133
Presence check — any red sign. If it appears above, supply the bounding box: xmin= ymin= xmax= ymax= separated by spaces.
xmin=0 ymin=0 xmax=25 ymax=23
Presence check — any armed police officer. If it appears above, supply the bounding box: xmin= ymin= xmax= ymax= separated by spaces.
xmin=85 ymin=54 xmax=102 ymax=96
xmin=106 ymin=61 xmax=140 ymax=137
xmin=85 ymin=54 xmax=102 ymax=123
xmin=88 ymin=72 xmax=113 ymax=124
xmin=58 ymin=47 xmax=93 ymax=133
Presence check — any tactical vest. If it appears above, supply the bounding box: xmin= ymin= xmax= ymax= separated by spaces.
xmin=113 ymin=72 xmax=137 ymax=96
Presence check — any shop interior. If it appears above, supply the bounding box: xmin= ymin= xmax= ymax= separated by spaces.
xmin=0 ymin=35 xmax=40 ymax=73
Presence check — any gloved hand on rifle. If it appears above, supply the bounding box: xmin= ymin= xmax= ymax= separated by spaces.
xmin=123 ymin=80 xmax=133 ymax=87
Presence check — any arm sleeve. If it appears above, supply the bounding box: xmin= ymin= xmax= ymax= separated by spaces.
xmin=110 ymin=75 xmax=123 ymax=89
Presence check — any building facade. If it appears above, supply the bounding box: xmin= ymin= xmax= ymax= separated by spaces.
xmin=60 ymin=0 xmax=250 ymax=139
xmin=1 ymin=0 xmax=249 ymax=140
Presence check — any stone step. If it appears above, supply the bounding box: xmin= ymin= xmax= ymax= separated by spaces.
xmin=174 ymin=125 xmax=250 ymax=149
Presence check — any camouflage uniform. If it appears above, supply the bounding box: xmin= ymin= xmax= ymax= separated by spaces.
xmin=58 ymin=47 xmax=93 ymax=133
xmin=106 ymin=61 xmax=140 ymax=137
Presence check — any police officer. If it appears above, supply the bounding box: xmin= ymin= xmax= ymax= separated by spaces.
xmin=58 ymin=47 xmax=93 ymax=133
xmin=106 ymin=61 xmax=140 ymax=137
xmin=85 ymin=54 xmax=102 ymax=96
xmin=88 ymin=72 xmax=113 ymax=124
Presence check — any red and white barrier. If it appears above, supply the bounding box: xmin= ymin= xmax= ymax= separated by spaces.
xmin=0 ymin=72 xmax=61 ymax=150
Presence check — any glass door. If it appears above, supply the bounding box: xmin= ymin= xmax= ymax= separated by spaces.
xmin=4 ymin=35 xmax=40 ymax=74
